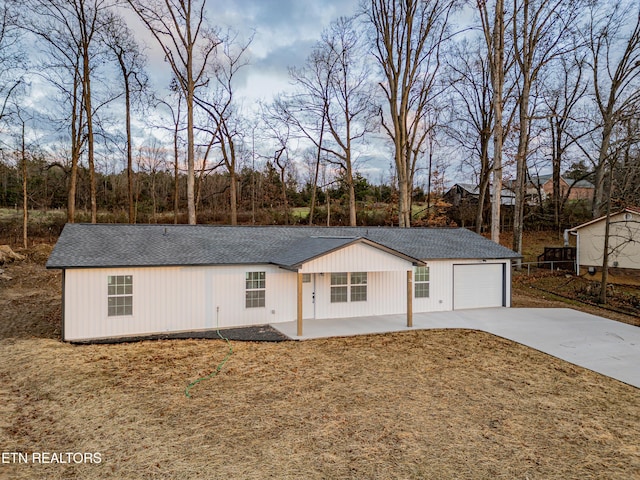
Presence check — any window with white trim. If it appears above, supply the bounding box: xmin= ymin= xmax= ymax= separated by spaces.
xmin=331 ymin=272 xmax=368 ymax=303
xmin=350 ymin=272 xmax=367 ymax=302
xmin=108 ymin=275 xmax=133 ymax=316
xmin=414 ymin=266 xmax=430 ymax=298
xmin=245 ymin=271 xmax=266 ymax=308
xmin=330 ymin=272 xmax=348 ymax=303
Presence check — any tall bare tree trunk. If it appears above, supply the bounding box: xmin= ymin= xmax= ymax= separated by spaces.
xmin=229 ymin=167 xmax=237 ymax=225
xmin=67 ymin=69 xmax=83 ymax=224
xmin=21 ymin=120 xmax=27 ymax=248
xmin=125 ymin=79 xmax=134 ymax=223
xmin=79 ymin=7 xmax=97 ymax=224
xmin=127 ymin=0 xmax=219 ymax=226
xmin=489 ymin=0 xmax=505 ymax=244
xmin=599 ymin=168 xmax=613 ymax=304
xmin=512 ymin=79 xmax=530 ymax=259
xmin=368 ymin=0 xmax=454 ymax=228
xmin=186 ymin=57 xmax=196 ymax=224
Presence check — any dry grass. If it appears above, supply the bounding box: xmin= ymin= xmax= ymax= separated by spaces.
xmin=1 ymin=333 xmax=639 ymax=479
xmin=1 ymin=245 xmax=639 ymax=479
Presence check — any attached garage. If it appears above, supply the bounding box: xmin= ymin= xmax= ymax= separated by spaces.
xmin=453 ymin=263 xmax=505 ymax=310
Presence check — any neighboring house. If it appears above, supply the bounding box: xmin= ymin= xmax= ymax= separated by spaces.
xmin=527 ymin=174 xmax=595 ymax=205
xmin=443 ymin=183 xmax=515 ymax=207
xmin=46 ymin=224 xmax=520 ymax=342
xmin=443 ymin=183 xmax=516 ymax=228
xmin=569 ymin=206 xmax=640 ymax=277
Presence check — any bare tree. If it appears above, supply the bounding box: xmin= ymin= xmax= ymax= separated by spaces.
xmin=542 ymin=53 xmax=590 ymax=228
xmin=614 ymin=119 xmax=640 ymax=207
xmin=21 ymin=0 xmax=101 ymax=223
xmin=14 ymin=106 xmax=29 ymax=247
xmin=367 ymin=0 xmax=457 ymax=227
xmin=0 ymin=5 xmax=22 ymax=132
xmin=283 ymin=16 xmax=375 ymax=226
xmin=154 ymin=89 xmax=185 ymax=224
xmin=320 ymin=16 xmax=376 ymax=226
xmin=103 ymin=11 xmax=148 ymax=224
xmin=510 ymin=0 xmax=582 ymax=258
xmin=445 ymin=38 xmax=494 ymax=233
xmin=276 ymin=47 xmax=332 ymax=225
xmin=260 ymin=104 xmax=295 ymax=224
xmin=477 ymin=0 xmax=507 ymax=242
xmin=195 ymin=30 xmax=252 ymax=225
xmin=127 ymin=0 xmax=220 ymax=225
xmin=585 ymin=1 xmax=640 ymax=218
xmin=136 ymin=137 xmax=168 ymax=223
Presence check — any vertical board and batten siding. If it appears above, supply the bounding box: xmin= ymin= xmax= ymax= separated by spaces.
xmin=62 ymin=257 xmax=512 ymax=341
xmin=299 ymin=242 xmax=414 ymax=273
xmin=298 ymin=242 xmax=414 ymax=319
xmin=63 ymin=265 xmax=296 ymax=341
xmin=411 ymin=259 xmax=511 ymax=313
xmin=310 ymin=271 xmax=405 ymax=319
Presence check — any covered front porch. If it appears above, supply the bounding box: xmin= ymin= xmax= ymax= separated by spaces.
xmin=274 ymin=236 xmax=423 ymax=336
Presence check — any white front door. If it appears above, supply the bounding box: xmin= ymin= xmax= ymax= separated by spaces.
xmin=302 ymin=273 xmax=316 ymax=319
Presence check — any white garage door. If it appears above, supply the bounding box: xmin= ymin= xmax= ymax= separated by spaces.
xmin=453 ymin=264 xmax=504 ymax=310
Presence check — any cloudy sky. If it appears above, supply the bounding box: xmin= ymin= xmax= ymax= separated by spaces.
xmin=121 ymin=0 xmax=397 ymax=181
xmin=138 ymin=0 xmax=361 ymax=104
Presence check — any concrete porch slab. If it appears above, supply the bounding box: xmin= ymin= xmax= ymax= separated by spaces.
xmin=271 ymin=308 xmax=640 ymax=388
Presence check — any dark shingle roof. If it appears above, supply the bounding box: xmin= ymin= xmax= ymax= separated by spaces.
xmin=46 ymin=224 xmax=520 ymax=269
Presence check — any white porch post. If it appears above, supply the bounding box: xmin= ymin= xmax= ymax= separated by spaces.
xmin=297 ymin=271 xmax=303 ymax=336
xmin=407 ymin=269 xmax=413 ymax=327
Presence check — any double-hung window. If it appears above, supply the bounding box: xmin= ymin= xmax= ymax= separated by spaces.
xmin=246 ymin=271 xmax=266 ymax=308
xmin=331 ymin=272 xmax=367 ymax=303
xmin=414 ymin=266 xmax=430 ymax=298
xmin=330 ymin=273 xmax=348 ymax=303
xmin=350 ymin=272 xmax=367 ymax=302
xmin=108 ymin=275 xmax=133 ymax=316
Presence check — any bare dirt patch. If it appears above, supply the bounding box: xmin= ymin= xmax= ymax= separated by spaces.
xmin=1 ymin=244 xmax=639 ymax=479
xmin=0 ymin=244 xmax=61 ymax=340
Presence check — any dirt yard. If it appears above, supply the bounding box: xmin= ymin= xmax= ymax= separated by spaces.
xmin=0 ymin=245 xmax=639 ymax=479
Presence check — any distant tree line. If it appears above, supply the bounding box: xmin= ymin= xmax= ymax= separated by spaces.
xmin=0 ymin=154 xmax=428 ymax=226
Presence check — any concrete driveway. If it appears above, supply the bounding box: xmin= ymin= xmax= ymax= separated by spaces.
xmin=272 ymin=308 xmax=640 ymax=388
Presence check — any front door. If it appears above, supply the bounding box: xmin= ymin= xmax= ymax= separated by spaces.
xmin=302 ymin=273 xmax=316 ymax=319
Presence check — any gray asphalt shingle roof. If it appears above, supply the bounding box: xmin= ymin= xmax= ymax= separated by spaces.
xmin=46 ymin=224 xmax=520 ymax=269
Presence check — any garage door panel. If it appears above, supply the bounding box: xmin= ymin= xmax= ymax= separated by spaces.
xmin=454 ymin=264 xmax=504 ymax=310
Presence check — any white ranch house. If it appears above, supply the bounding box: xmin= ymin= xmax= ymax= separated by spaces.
xmin=46 ymin=225 xmax=520 ymax=342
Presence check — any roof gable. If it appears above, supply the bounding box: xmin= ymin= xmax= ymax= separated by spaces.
xmin=570 ymin=207 xmax=640 ymax=231
xmin=271 ymin=236 xmax=423 ymax=270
